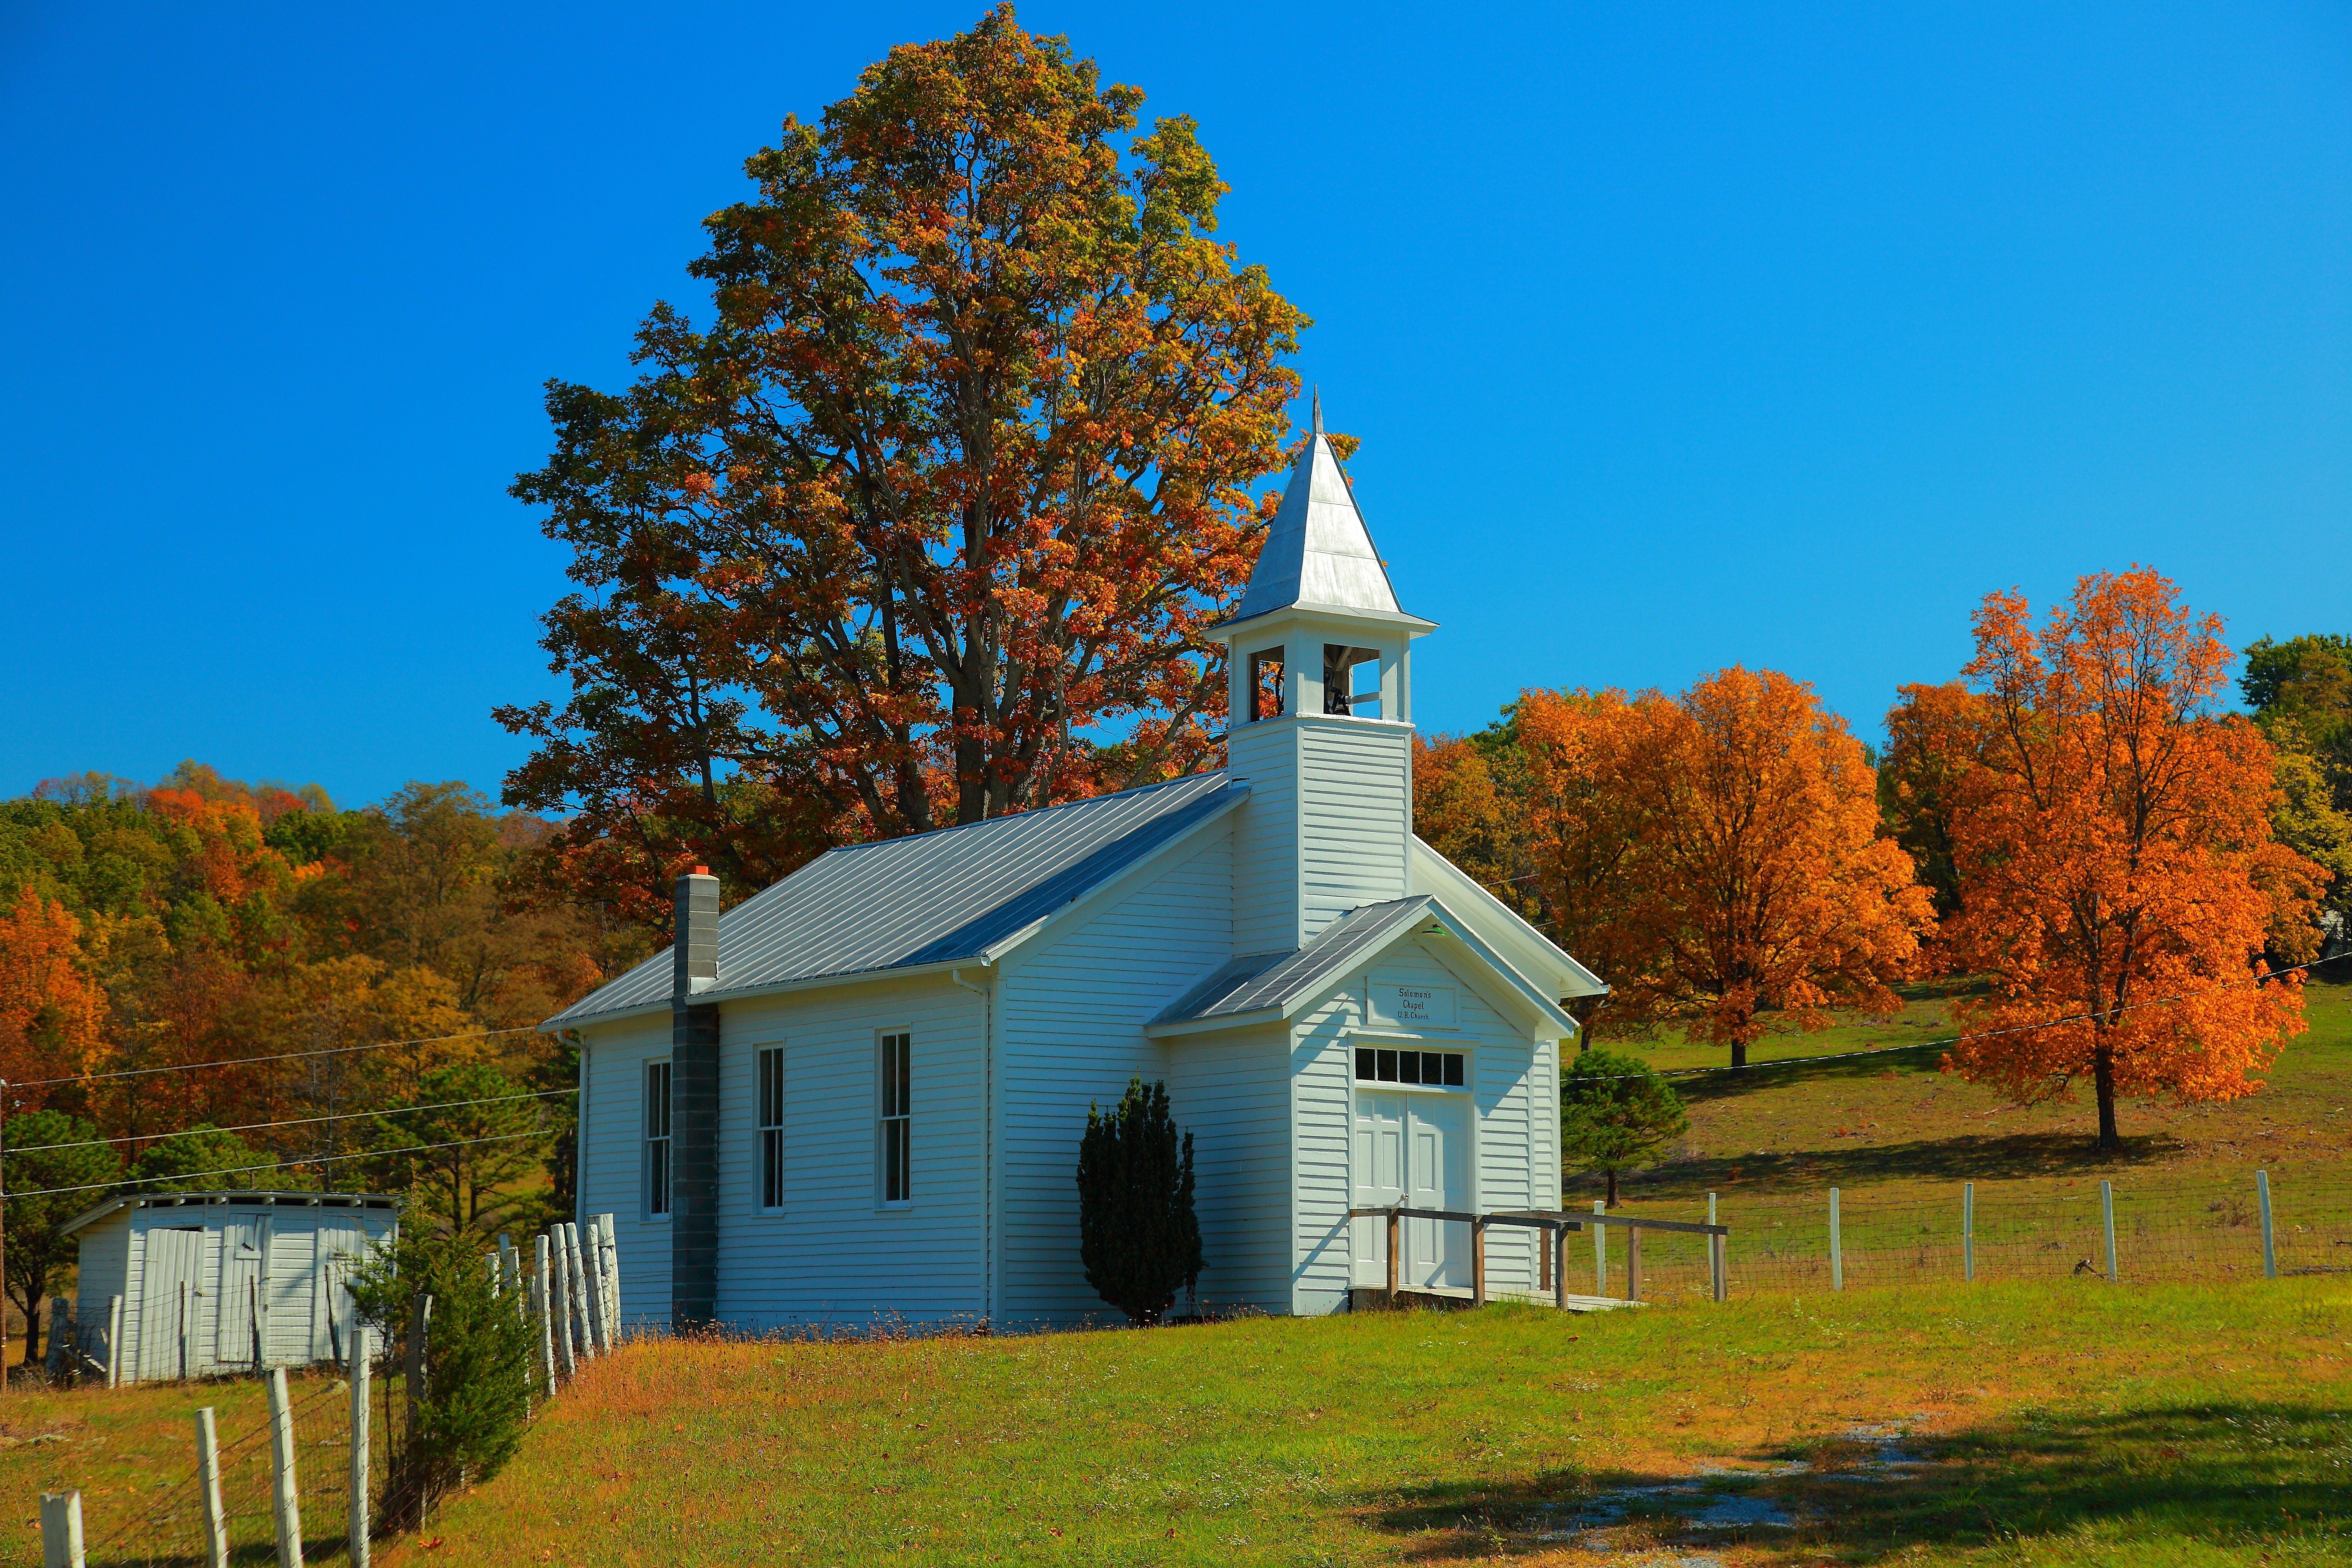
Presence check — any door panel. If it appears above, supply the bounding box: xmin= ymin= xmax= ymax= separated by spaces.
xmin=1351 ymin=1093 xmax=1405 ymax=1284
xmin=1407 ymin=1096 xmax=1470 ymax=1289
xmin=137 ymin=1229 xmax=203 ymax=1382
xmin=216 ymin=1219 xmax=263 ymax=1367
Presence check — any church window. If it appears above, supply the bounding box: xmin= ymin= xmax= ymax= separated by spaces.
xmin=1355 ymin=1048 xmax=1465 ymax=1087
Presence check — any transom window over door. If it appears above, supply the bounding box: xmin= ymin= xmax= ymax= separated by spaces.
xmin=756 ymin=1046 xmax=784 ymax=1212
xmin=878 ymin=1031 xmax=911 ymax=1204
xmin=644 ymin=1059 xmax=672 ymax=1218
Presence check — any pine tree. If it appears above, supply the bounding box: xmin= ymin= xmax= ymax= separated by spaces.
xmin=1075 ymin=1079 xmax=1203 ymax=1325
xmin=1560 ymin=1049 xmax=1689 ymax=1207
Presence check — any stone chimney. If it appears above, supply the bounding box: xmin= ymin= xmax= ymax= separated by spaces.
xmin=670 ymin=866 xmax=720 ymax=1330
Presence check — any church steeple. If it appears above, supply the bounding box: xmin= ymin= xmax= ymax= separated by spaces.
xmin=1230 ymin=394 xmax=1409 ymax=623
xmin=1212 ymin=394 xmax=1437 ymax=953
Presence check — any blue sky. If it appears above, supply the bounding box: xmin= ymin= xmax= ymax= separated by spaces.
xmin=3 ymin=3 xmax=2346 ymax=809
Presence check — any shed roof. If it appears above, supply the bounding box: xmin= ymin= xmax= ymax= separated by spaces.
xmin=545 ymin=771 xmax=1251 ymax=1029
xmin=62 ymin=1190 xmax=400 ymax=1239
xmin=1226 ymin=395 xmax=1408 ymax=624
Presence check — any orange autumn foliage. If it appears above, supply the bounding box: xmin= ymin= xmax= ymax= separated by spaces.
xmin=1605 ymin=668 xmax=1934 ymax=1065
xmin=1931 ymin=568 xmax=2322 ymax=1148
xmin=0 ymin=885 xmax=106 ymax=1095
xmin=144 ymin=787 xmax=294 ymax=905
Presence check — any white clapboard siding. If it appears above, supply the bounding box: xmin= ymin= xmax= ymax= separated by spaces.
xmin=1297 ymin=720 xmax=1411 ymax=940
xmin=1169 ymin=1022 xmax=1292 ymax=1315
xmin=1224 ymin=722 xmax=1299 ymax=954
xmin=711 ymin=972 xmax=986 ymax=1329
xmin=996 ymin=834 xmax=1238 ymax=1325
xmin=576 ymin=1014 xmax=675 ymax=1331
xmin=1287 ymin=988 xmax=1358 ymax=1315
xmin=71 ymin=1223 xmax=130 ymax=1340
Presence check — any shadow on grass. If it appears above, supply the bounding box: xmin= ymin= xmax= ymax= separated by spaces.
xmin=1354 ymin=1400 xmax=2351 ymax=1562
xmin=1622 ymin=1128 xmax=2184 ymax=1200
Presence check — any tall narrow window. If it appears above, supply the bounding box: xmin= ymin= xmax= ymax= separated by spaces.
xmin=643 ymin=1059 xmax=672 ymax=1218
xmin=878 ymin=1031 xmax=912 ymax=1204
xmin=756 ymin=1045 xmax=785 ymax=1212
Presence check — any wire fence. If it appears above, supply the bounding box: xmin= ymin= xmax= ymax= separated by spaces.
xmin=1578 ymin=1166 xmax=2352 ymax=1302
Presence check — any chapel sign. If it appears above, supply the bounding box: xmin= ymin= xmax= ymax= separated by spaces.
xmin=1367 ymin=980 xmax=1456 ymax=1029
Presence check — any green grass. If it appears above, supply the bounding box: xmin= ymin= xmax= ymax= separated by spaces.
xmin=1572 ymin=974 xmax=2352 ymax=1295
xmin=241 ymin=1277 xmax=2352 ymax=1566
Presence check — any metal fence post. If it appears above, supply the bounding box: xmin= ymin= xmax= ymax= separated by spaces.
xmin=267 ymin=1365 xmax=305 ymax=1568
xmin=46 ymin=1297 xmax=67 ymax=1382
xmin=195 ymin=1407 xmax=227 ymax=1568
xmin=1963 ymin=1182 xmax=1975 ymax=1283
xmin=2101 ymin=1180 xmax=2118 ymax=1283
xmin=1829 ymin=1189 xmax=1843 ymax=1292
xmin=349 ymin=1327 xmax=372 ymax=1568
xmin=39 ymin=1490 xmax=83 ymax=1568
xmin=1592 ymin=1200 xmax=1607 ymax=1295
xmin=2257 ymin=1170 xmax=2277 ymax=1279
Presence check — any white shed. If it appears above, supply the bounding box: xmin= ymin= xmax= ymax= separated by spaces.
xmin=64 ymin=1191 xmax=400 ymax=1382
xmin=544 ymin=395 xmax=1610 ymax=1332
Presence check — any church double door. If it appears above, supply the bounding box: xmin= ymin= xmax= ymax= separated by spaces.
xmin=1351 ymin=1089 xmax=1471 ymax=1291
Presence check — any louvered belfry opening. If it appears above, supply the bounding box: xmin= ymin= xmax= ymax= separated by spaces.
xmin=670 ymin=867 xmax=722 ymax=1331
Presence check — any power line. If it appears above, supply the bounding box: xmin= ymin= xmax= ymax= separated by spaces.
xmin=8 ymin=1023 xmax=544 ymax=1089
xmin=5 ymin=1086 xmax=579 ymax=1156
xmin=5 ymin=1130 xmax=552 ymax=1202
xmin=1572 ymin=949 xmax=2352 ymax=1081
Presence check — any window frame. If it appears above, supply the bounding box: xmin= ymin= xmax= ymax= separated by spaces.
xmin=876 ymin=1029 xmax=913 ymax=1208
xmin=1350 ymin=1040 xmax=1470 ymax=1091
xmin=642 ymin=1057 xmax=673 ymax=1221
xmin=755 ymin=1044 xmax=786 ymax=1215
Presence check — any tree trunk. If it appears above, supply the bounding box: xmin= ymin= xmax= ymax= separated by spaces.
xmin=1730 ymin=1039 xmax=1748 ymax=1070
xmin=2093 ymin=1037 xmax=2121 ymax=1151
xmin=1604 ymin=1168 xmax=1620 ymax=1207
xmin=22 ymin=1295 xmax=39 ymax=1364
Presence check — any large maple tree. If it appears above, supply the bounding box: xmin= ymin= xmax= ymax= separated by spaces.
xmin=1932 ymin=569 xmax=2323 ymax=1149
xmin=500 ymin=8 xmax=1306 ymax=923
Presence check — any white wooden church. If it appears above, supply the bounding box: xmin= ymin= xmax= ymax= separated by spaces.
xmin=544 ymin=402 xmax=1606 ymax=1330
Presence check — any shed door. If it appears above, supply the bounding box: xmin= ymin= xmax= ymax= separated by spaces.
xmin=216 ymin=1218 xmax=268 ymax=1367
xmin=315 ymin=1224 xmax=369 ymax=1363
xmin=137 ymin=1228 xmax=204 ymax=1383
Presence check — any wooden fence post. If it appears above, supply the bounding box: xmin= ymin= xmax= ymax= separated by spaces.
xmin=1471 ymin=1217 xmax=1487 ymax=1307
xmin=597 ymin=1214 xmax=621 ymax=1344
xmin=1626 ymin=1225 xmax=1642 ymax=1302
xmin=2101 ymin=1180 xmax=2118 ymax=1282
xmin=195 ymin=1407 xmax=228 ymax=1568
xmin=1591 ymin=1201 xmax=1607 ymax=1295
xmin=1828 ymin=1189 xmax=1843 ymax=1292
xmin=1553 ymin=1224 xmax=1568 ymax=1309
xmin=39 ymin=1490 xmax=83 ymax=1568
xmin=550 ymin=1230 xmax=575 ymax=1378
xmin=533 ymin=1232 xmax=556 ymax=1393
xmin=565 ymin=1224 xmax=597 ymax=1357
xmin=267 ymin=1365 xmax=305 ymax=1568
xmin=1385 ymin=1209 xmax=1399 ymax=1298
xmin=1709 ymin=1231 xmax=1726 ymax=1302
xmin=105 ymin=1296 xmax=121 ymax=1389
xmin=349 ymin=1327 xmax=371 ymax=1568
xmin=1963 ymin=1182 xmax=1975 ymax=1283
xmin=2257 ymin=1170 xmax=2277 ymax=1279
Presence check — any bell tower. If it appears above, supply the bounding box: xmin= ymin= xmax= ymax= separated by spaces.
xmin=1213 ymin=394 xmax=1436 ymax=955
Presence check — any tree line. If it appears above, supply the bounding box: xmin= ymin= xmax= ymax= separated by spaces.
xmin=1418 ymin=571 xmax=2349 ymax=1151
xmin=0 ymin=764 xmax=641 ymax=1357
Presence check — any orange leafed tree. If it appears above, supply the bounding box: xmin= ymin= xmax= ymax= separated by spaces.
xmin=0 ymin=886 xmax=106 ymax=1097
xmin=1607 ymin=669 xmax=1933 ymax=1066
xmin=1512 ymin=688 xmax=1652 ymax=1028
xmin=1932 ymin=568 xmax=2321 ymax=1149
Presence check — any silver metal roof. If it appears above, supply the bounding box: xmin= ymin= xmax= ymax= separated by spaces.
xmin=1229 ymin=399 xmax=1406 ymax=622
xmin=546 ymin=771 xmax=1250 ymax=1028
xmin=1148 ymin=896 xmax=1437 ymax=1026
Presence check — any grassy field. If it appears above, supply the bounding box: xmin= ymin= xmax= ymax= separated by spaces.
xmin=3 ymin=1277 xmax=2329 ymax=1567
xmin=1572 ymin=973 xmax=2352 ymax=1296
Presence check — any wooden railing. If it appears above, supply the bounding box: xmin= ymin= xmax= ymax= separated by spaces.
xmin=1347 ymin=1206 xmax=1730 ymax=1307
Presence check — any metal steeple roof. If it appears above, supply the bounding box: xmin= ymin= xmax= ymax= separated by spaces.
xmin=1228 ymin=392 xmax=1407 ymax=623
